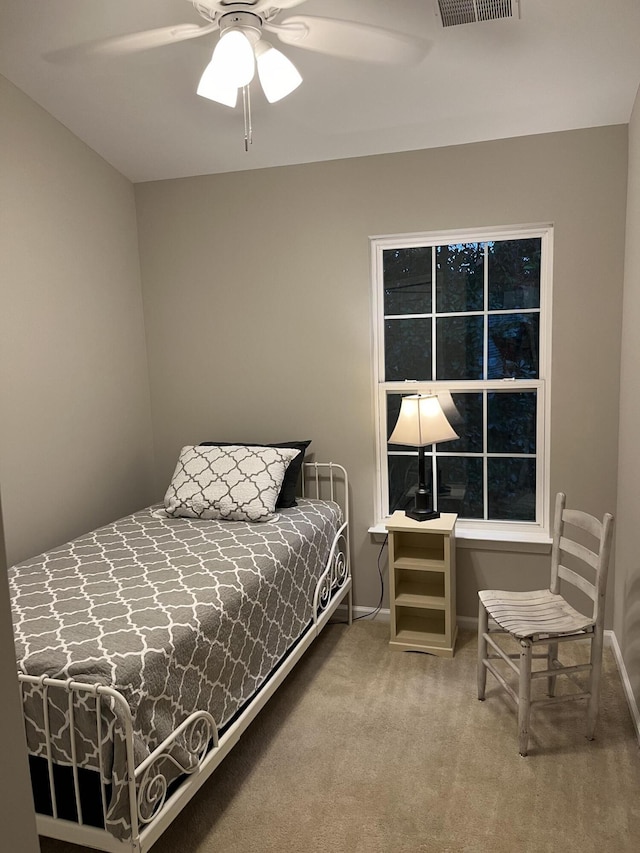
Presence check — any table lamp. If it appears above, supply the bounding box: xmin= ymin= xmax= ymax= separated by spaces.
xmin=388 ymin=393 xmax=459 ymax=521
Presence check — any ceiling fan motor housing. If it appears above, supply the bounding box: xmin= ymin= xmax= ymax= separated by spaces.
xmin=192 ymin=2 xmax=280 ymax=26
xmin=219 ymin=10 xmax=263 ymax=41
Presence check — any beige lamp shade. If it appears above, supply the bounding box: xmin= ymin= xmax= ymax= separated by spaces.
xmin=389 ymin=394 xmax=459 ymax=447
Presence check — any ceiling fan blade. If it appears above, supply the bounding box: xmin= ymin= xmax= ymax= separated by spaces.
xmin=44 ymin=23 xmax=218 ymax=64
xmin=267 ymin=15 xmax=429 ymax=65
xmin=267 ymin=0 xmax=308 ymax=7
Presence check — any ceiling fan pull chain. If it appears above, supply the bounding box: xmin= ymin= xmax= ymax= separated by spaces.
xmin=242 ymin=85 xmax=253 ymax=152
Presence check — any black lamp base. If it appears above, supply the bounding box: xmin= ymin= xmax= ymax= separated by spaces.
xmin=405 ymin=507 xmax=440 ymax=522
xmin=405 ymin=448 xmax=440 ymax=522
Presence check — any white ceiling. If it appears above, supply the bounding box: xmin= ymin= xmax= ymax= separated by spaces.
xmin=1 ymin=0 xmax=640 ymax=183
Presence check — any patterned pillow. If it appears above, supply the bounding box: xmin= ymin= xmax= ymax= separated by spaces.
xmin=198 ymin=440 xmax=311 ymax=508
xmin=164 ymin=444 xmax=302 ymax=523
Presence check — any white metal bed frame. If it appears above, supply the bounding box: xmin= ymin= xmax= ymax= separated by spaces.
xmin=18 ymin=462 xmax=352 ymax=853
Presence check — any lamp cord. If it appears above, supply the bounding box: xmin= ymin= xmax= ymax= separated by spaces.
xmin=353 ymin=534 xmax=387 ymax=621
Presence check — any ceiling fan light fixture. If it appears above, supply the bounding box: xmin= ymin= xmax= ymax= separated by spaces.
xmin=211 ymin=26 xmax=256 ymax=88
xmin=255 ymin=39 xmax=302 ymax=103
xmin=197 ymin=58 xmax=238 ymax=106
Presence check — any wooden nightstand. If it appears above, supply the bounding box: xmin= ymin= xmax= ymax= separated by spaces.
xmin=385 ymin=511 xmax=458 ymax=658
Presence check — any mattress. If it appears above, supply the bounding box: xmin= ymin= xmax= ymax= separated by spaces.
xmin=10 ymin=498 xmax=341 ymax=837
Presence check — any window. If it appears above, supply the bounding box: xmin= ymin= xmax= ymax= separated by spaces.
xmin=371 ymin=225 xmax=552 ymax=534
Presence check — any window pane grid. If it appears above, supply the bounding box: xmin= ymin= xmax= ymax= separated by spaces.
xmin=375 ymin=229 xmax=549 ymax=526
xmin=482 ymin=388 xmax=488 ymax=518
xmin=386 ymin=385 xmax=538 ymax=522
xmin=383 ymin=313 xmax=432 ymax=320
xmin=384 ymin=307 xmax=540 ymax=320
xmin=431 ymin=246 xmax=437 ymax=381
xmin=388 ymin=451 xmax=538 ymax=458
xmin=483 ymin=245 xmax=489 ymax=382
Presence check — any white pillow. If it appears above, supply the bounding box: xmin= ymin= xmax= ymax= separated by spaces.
xmin=164 ymin=444 xmax=301 ymax=523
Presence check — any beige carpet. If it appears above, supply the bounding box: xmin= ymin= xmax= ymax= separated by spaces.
xmin=40 ymin=622 xmax=640 ymax=853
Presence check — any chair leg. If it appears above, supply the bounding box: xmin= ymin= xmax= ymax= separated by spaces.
xmin=477 ymin=599 xmax=488 ymax=700
xmin=587 ymin=631 xmax=604 ymax=740
xmin=547 ymin=641 xmax=558 ymax=697
xmin=518 ymin=640 xmax=533 ymax=756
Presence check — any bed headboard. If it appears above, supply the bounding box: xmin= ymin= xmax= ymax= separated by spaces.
xmin=300 ymin=462 xmax=349 ymax=528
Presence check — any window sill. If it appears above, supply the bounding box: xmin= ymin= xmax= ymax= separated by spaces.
xmin=369 ymin=519 xmax=552 ymax=554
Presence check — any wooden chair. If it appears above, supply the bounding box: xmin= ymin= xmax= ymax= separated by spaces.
xmin=477 ymin=492 xmax=615 ymax=756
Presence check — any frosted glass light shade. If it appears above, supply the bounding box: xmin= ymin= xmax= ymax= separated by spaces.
xmin=255 ymin=40 xmax=302 ymax=103
xmin=211 ymin=28 xmax=256 ymax=88
xmin=197 ymin=59 xmax=238 ymax=106
xmin=389 ymin=394 xmax=458 ymax=447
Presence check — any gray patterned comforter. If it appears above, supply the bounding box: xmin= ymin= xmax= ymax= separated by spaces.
xmin=10 ymin=498 xmax=341 ymax=838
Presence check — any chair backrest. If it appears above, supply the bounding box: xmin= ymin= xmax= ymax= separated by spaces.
xmin=549 ymin=492 xmax=615 ymax=628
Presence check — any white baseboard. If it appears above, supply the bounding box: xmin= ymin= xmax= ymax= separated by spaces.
xmin=338 ymin=605 xmax=640 ymax=745
xmin=336 ymin=609 xmax=489 ymax=632
xmin=335 ymin=603 xmax=389 ymax=622
xmin=606 ymin=629 xmax=640 ymax=744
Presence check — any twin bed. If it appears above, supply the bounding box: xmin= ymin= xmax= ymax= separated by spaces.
xmin=9 ymin=447 xmax=351 ymax=852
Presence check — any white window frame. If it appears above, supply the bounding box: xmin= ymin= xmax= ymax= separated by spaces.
xmin=370 ymin=224 xmax=553 ymax=541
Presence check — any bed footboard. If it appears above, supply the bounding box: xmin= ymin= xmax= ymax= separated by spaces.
xmin=18 ymin=461 xmax=352 ymax=853
xmin=19 ymin=676 xmax=140 ymax=851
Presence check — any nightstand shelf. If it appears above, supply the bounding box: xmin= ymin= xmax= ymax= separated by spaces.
xmin=386 ymin=511 xmax=457 ymax=657
xmin=395 ymin=608 xmax=446 ymax=643
xmin=395 ymin=570 xmax=445 ymax=606
xmin=394 ymin=554 xmax=447 ymax=571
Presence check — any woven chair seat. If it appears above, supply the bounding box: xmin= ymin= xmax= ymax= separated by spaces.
xmin=478 ymin=588 xmax=594 ymax=640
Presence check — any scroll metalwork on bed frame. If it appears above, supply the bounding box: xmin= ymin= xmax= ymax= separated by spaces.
xmin=302 ymin=463 xmax=351 ymax=622
xmin=135 ymin=711 xmax=217 ymax=827
xmin=17 ymin=461 xmax=351 ymax=853
xmin=313 ymin=523 xmax=349 ymax=618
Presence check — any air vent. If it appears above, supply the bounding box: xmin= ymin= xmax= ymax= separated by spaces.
xmin=436 ymin=0 xmax=520 ymax=27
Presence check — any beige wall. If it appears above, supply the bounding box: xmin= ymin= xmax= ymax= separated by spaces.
xmin=0 ymin=73 xmax=157 ymax=849
xmin=135 ymin=126 xmax=628 ymax=616
xmin=0 ymin=492 xmax=39 ymax=852
xmin=615 ymin=83 xmax=640 ymax=712
xmin=0 ymin=75 xmax=155 ymax=565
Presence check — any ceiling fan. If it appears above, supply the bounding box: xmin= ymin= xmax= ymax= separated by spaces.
xmin=51 ymin=1 xmax=429 ymax=149
xmin=80 ymin=2 xmax=429 ymax=60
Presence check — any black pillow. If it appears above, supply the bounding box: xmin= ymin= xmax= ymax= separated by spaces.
xmin=198 ymin=440 xmax=311 ymax=508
